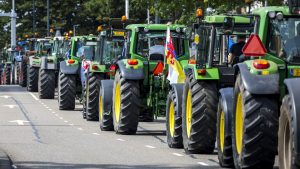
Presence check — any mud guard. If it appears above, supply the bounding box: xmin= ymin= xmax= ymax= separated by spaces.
xmin=40 ymin=57 xmax=57 ymax=70
xmin=235 ymin=63 xmax=279 ymax=94
xmin=170 ymin=84 xmax=184 ymax=117
xmin=219 ymin=88 xmax=234 ymax=135
xmin=117 ymin=60 xmax=144 ymax=80
xmin=284 ymin=78 xmax=300 ymax=164
xmin=100 ymin=80 xmax=114 ymax=115
xmin=59 ymin=60 xmax=79 ymax=74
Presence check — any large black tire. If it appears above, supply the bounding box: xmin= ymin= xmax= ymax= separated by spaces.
xmin=182 ymin=73 xmax=218 ymax=154
xmin=14 ymin=62 xmax=19 ymax=84
xmin=4 ymin=67 xmax=11 ymax=85
xmin=279 ymin=95 xmax=300 ymax=169
xmin=99 ymin=82 xmax=114 ymax=131
xmin=86 ymin=72 xmax=102 ymax=121
xmin=19 ymin=61 xmax=27 ymax=87
xmin=113 ymin=71 xmax=140 ymax=135
xmin=38 ymin=69 xmax=55 ymax=99
xmin=232 ymin=74 xmax=278 ymax=169
xmin=217 ymin=97 xmax=233 ymax=167
xmin=58 ymin=72 xmax=76 ymax=110
xmin=82 ymin=81 xmax=87 ymax=119
xmin=166 ymin=87 xmax=183 ymax=148
xmin=27 ymin=66 xmax=39 ymax=92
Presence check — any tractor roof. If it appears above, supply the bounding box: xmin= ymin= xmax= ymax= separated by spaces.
xmin=203 ymin=15 xmax=251 ymax=24
xmin=252 ymin=6 xmax=290 ymax=16
xmin=126 ymin=24 xmax=186 ymax=31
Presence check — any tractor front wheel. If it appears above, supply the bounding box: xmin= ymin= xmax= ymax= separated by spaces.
xmin=27 ymin=66 xmax=39 ymax=92
xmin=182 ymin=73 xmax=218 ymax=154
xmin=58 ymin=72 xmax=76 ymax=110
xmin=86 ymin=72 xmax=102 ymax=121
xmin=113 ymin=71 xmax=140 ymax=135
xmin=232 ymin=74 xmax=278 ymax=169
xmin=19 ymin=61 xmax=27 ymax=87
xmin=4 ymin=67 xmax=11 ymax=85
xmin=99 ymin=83 xmax=114 ymax=131
xmin=38 ymin=69 xmax=55 ymax=99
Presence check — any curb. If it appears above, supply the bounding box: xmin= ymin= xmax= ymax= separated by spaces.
xmin=0 ymin=149 xmax=12 ymax=169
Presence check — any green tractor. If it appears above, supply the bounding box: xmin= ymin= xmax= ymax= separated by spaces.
xmin=0 ymin=47 xmax=13 ymax=85
xmin=180 ymin=14 xmax=254 ymax=155
xmin=27 ymin=38 xmax=52 ymax=92
xmin=99 ymin=24 xmax=190 ymax=135
xmin=82 ymin=28 xmax=125 ymax=121
xmin=38 ymin=34 xmax=69 ymax=99
xmin=58 ymin=35 xmax=98 ymax=110
xmin=217 ymin=1 xmax=300 ymax=168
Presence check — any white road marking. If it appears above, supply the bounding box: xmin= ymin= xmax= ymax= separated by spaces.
xmin=77 ymin=127 xmax=83 ymax=130
xmin=69 ymin=124 xmax=74 ymax=126
xmin=9 ymin=120 xmax=29 ymax=125
xmin=64 ymin=120 xmax=68 ymax=123
xmin=55 ymin=114 xmax=59 ymax=116
xmin=59 ymin=117 xmax=63 ymax=120
xmin=117 ymin=138 xmax=125 ymax=142
xmin=29 ymin=93 xmax=38 ymax=101
xmin=11 ymin=164 xmax=17 ymax=168
xmin=52 ymin=112 xmax=56 ymax=114
xmin=45 ymin=106 xmax=49 ymax=109
xmin=2 ymin=105 xmax=17 ymax=109
xmin=145 ymin=145 xmax=156 ymax=149
xmin=48 ymin=109 xmax=52 ymax=111
xmin=198 ymin=162 xmax=209 ymax=166
xmin=172 ymin=153 xmax=184 ymax=157
xmin=0 ymin=95 xmax=10 ymax=99
xmin=92 ymin=133 xmax=100 ymax=135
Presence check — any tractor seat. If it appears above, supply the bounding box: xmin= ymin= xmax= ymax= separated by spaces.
xmin=149 ymin=53 xmax=164 ymax=62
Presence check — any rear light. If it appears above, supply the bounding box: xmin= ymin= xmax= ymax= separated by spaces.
xmin=109 ymin=64 xmax=116 ymax=71
xmin=188 ymin=59 xmax=196 ymax=64
xmin=153 ymin=62 xmax=164 ymax=75
xmin=127 ymin=59 xmax=138 ymax=65
xmin=68 ymin=59 xmax=75 ymax=64
xmin=92 ymin=65 xmax=98 ymax=70
xmin=253 ymin=59 xmax=269 ymax=69
xmin=197 ymin=69 xmax=206 ymax=75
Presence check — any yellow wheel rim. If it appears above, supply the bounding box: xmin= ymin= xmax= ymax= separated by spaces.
xmin=220 ymin=111 xmax=225 ymax=152
xmin=99 ymin=95 xmax=103 ymax=121
xmin=169 ymin=101 xmax=175 ymax=137
xmin=115 ymin=83 xmax=121 ymax=123
xmin=186 ymin=90 xmax=192 ymax=138
xmin=235 ymin=93 xmax=243 ymax=155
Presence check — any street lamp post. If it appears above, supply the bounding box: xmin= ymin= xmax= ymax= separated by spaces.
xmin=73 ymin=24 xmax=80 ymax=37
xmin=47 ymin=0 xmax=50 ymax=36
xmin=11 ymin=0 xmax=16 ymax=48
xmin=125 ymin=0 xmax=129 ymax=19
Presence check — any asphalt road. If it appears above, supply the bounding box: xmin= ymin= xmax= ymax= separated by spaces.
xmin=0 ymin=85 xmax=278 ymax=169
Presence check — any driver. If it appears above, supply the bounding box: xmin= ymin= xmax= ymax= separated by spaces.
xmin=149 ymin=38 xmax=165 ymax=56
xmin=228 ymin=35 xmax=246 ymax=65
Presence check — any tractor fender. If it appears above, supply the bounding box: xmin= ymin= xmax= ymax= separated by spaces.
xmin=100 ymin=80 xmax=114 ymax=115
xmin=40 ymin=56 xmax=57 ymax=70
xmin=59 ymin=60 xmax=79 ymax=74
xmin=170 ymin=83 xmax=184 ymax=117
xmin=284 ymin=78 xmax=300 ymax=163
xmin=117 ymin=60 xmax=144 ymax=80
xmin=219 ymin=87 xmax=234 ymax=135
xmin=28 ymin=56 xmax=41 ymax=68
xmin=235 ymin=63 xmax=279 ymax=94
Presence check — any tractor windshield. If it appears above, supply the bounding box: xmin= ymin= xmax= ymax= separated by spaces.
xmin=268 ymin=17 xmax=300 ymax=64
xmin=76 ymin=41 xmax=98 ymax=60
xmin=98 ymin=38 xmax=123 ymax=64
xmin=136 ymin=31 xmax=185 ymax=61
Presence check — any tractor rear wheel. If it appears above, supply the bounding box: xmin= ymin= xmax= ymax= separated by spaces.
xmin=82 ymin=82 xmax=87 ymax=119
xmin=27 ymin=66 xmax=39 ymax=92
xmin=113 ymin=71 xmax=140 ymax=135
xmin=182 ymin=73 xmax=218 ymax=154
xmin=166 ymin=87 xmax=183 ymax=148
xmin=279 ymin=95 xmax=300 ymax=169
xmin=86 ymin=72 xmax=102 ymax=121
xmin=14 ymin=62 xmax=19 ymax=84
xmin=38 ymin=69 xmax=55 ymax=99
xmin=232 ymin=74 xmax=278 ymax=169
xmin=19 ymin=61 xmax=27 ymax=87
xmin=99 ymin=83 xmax=114 ymax=131
xmin=58 ymin=72 xmax=76 ymax=110
xmin=217 ymin=98 xmax=233 ymax=167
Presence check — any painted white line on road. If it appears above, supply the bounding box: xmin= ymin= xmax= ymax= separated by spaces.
xmin=172 ymin=153 xmax=184 ymax=157
xmin=9 ymin=120 xmax=29 ymax=125
xmin=11 ymin=164 xmax=17 ymax=168
xmin=45 ymin=106 xmax=49 ymax=109
xmin=198 ymin=162 xmax=209 ymax=166
xmin=117 ymin=138 xmax=125 ymax=142
xmin=69 ymin=124 xmax=74 ymax=126
xmin=52 ymin=112 xmax=56 ymax=114
xmin=0 ymin=95 xmax=10 ymax=99
xmin=145 ymin=145 xmax=156 ymax=149
xmin=78 ymin=127 xmax=83 ymax=131
xmin=48 ymin=109 xmax=52 ymax=111
xmin=41 ymin=103 xmax=45 ymax=105
xmin=29 ymin=93 xmax=39 ymax=101
xmin=64 ymin=120 xmax=68 ymax=123
xmin=59 ymin=117 xmax=63 ymax=120
xmin=2 ymin=105 xmax=17 ymax=109
xmin=55 ymin=114 xmax=59 ymax=116
xmin=92 ymin=133 xmax=100 ymax=135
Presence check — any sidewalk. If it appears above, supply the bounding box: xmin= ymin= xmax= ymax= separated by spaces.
xmin=0 ymin=149 xmax=12 ymax=169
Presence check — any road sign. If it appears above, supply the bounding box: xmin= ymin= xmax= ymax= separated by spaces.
xmin=242 ymin=34 xmax=266 ymax=57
